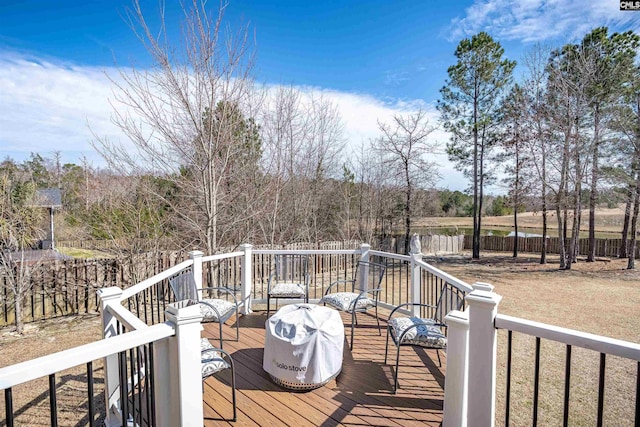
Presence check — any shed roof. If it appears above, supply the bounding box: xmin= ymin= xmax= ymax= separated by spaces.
xmin=30 ymin=189 xmax=62 ymax=208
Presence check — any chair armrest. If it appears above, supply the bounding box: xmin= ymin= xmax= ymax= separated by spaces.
xmin=357 ymin=287 xmax=382 ymax=299
xmin=388 ymin=302 xmax=437 ymax=319
xmin=324 ymin=279 xmax=356 ymax=296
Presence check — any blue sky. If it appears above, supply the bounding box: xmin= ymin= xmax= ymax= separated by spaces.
xmin=1 ymin=0 xmax=639 ymax=190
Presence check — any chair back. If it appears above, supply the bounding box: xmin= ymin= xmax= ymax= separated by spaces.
xmin=353 ymin=261 xmax=386 ymax=292
xmin=433 ymin=286 xmax=466 ymax=324
xmin=273 ymin=254 xmax=309 ymax=283
xmin=169 ymin=270 xmax=198 ymax=302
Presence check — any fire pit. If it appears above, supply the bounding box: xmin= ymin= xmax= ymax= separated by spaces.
xmin=263 ymin=304 xmax=344 ymax=390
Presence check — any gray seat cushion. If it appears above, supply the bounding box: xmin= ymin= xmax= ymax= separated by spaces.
xmin=201 ymin=338 xmax=230 ymax=378
xmin=199 ymin=299 xmax=236 ymax=322
xmin=388 ymin=317 xmax=447 ymax=348
xmin=269 ymin=282 xmax=306 ymax=298
xmin=321 ymin=292 xmax=375 ymax=312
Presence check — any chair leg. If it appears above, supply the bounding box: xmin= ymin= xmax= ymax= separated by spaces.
xmin=350 ymin=311 xmax=356 ymax=350
xmin=267 ymin=296 xmax=270 ymax=318
xmin=218 ymin=322 xmax=224 ymax=349
xmin=384 ymin=326 xmax=391 ymax=364
xmin=436 ymin=349 xmax=442 ymax=367
xmin=229 ymin=358 xmax=237 ymax=422
xmin=235 ymin=310 xmax=239 ymax=342
xmin=374 ymin=305 xmax=381 ymax=336
xmin=394 ymin=344 xmax=402 ymax=394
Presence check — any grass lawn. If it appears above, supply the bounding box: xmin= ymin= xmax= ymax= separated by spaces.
xmin=414 ymin=205 xmax=630 ymax=238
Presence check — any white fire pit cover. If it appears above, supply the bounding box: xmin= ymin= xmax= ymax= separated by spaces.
xmin=263 ymin=304 xmax=344 ymax=390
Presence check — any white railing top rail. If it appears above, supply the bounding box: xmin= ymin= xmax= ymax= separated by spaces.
xmin=496 ymin=314 xmax=640 ymax=361
xmin=369 ymin=249 xmax=410 ymax=262
xmin=414 ymin=258 xmax=473 ymax=293
xmin=253 ymin=249 xmax=360 ymax=256
xmin=107 ymin=302 xmax=149 ymax=331
xmin=201 ymin=251 xmax=244 ymax=263
xmin=120 ymin=259 xmax=193 ymax=300
xmin=0 ymin=323 xmax=175 ymax=389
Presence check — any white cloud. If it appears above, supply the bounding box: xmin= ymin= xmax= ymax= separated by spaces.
xmin=0 ymin=52 xmax=468 ymax=190
xmin=0 ymin=52 xmax=122 ymax=166
xmin=448 ymin=0 xmax=640 ymax=43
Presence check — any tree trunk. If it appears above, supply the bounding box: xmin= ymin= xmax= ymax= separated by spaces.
xmin=620 ymin=183 xmax=633 ymax=258
xmin=472 ymin=95 xmax=480 ymax=259
xmin=627 ymin=173 xmax=640 ymax=269
xmin=404 ymin=172 xmax=412 ymax=255
xmin=587 ymin=106 xmax=600 ymax=262
xmin=513 ymin=144 xmax=519 ymax=258
xmin=14 ymin=288 xmax=23 ymax=334
xmin=540 ymin=138 xmax=548 ymax=264
xmin=476 ymin=124 xmax=488 ymax=259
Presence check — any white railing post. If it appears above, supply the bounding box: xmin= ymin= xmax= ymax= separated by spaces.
xmin=472 ymin=282 xmax=494 ymax=293
xmin=154 ymin=300 xmax=204 ymax=427
xmin=359 ymin=243 xmax=370 ymax=291
xmin=189 ymin=250 xmax=204 ymax=292
xmin=466 ymin=289 xmax=502 ymax=427
xmin=240 ymin=243 xmax=253 ymax=314
xmin=443 ymin=309 xmax=470 ymax=427
xmin=410 ymin=253 xmax=422 ymax=316
xmin=97 ymin=286 xmax=123 ymax=427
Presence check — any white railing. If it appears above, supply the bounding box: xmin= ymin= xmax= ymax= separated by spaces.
xmin=442 ymin=287 xmax=640 ymax=427
xmin=1 ymin=242 xmax=475 ymax=427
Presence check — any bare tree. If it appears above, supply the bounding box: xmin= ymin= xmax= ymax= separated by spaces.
xmin=0 ymin=169 xmax=45 ymax=333
xmin=521 ymin=44 xmax=552 ymax=264
xmin=94 ymin=0 xmax=257 ymax=254
xmin=373 ymin=110 xmax=439 ymax=254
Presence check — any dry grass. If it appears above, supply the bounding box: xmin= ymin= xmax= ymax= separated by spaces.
xmin=416 ymin=205 xmax=630 ymax=235
xmin=1 ymin=252 xmax=639 ymax=425
xmin=0 ymin=314 xmax=104 ymax=426
xmin=428 ymin=252 xmax=640 ymax=426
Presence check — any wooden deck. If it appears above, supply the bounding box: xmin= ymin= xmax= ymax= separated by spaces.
xmin=201 ymin=309 xmax=446 ymax=426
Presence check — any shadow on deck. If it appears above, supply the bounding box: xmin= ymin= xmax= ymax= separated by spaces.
xmin=202 ymin=309 xmax=445 ymax=426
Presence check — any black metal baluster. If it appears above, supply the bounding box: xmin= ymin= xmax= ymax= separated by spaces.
xmin=87 ymin=361 xmax=95 ymax=427
xmin=533 ymin=337 xmax=541 ymax=426
xmin=129 ymin=348 xmax=136 ymax=424
xmin=635 ymin=361 xmax=639 ymax=427
xmin=143 ymin=289 xmax=149 ymax=324
xmin=5 ymin=387 xmax=14 ymax=427
xmin=136 ymin=347 xmax=143 ymax=425
xmin=505 ymin=330 xmax=512 ymax=427
xmin=597 ymin=352 xmax=606 ymax=427
xmin=119 ymin=350 xmax=128 ymax=424
xmin=144 ymin=345 xmax=152 ymax=427
xmin=151 ymin=284 xmax=156 ymax=325
xmin=49 ymin=373 xmax=58 ymax=427
xmin=563 ymin=345 xmax=572 ymax=427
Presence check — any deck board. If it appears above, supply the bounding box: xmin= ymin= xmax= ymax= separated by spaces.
xmin=202 ymin=309 xmax=445 ymax=426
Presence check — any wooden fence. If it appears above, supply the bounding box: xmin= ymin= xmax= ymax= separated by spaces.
xmin=0 ymin=251 xmax=188 ymax=327
xmin=0 ymin=241 xmax=361 ymax=329
xmin=463 ymin=235 xmax=635 ymax=258
xmin=374 ymin=234 xmax=465 ymax=255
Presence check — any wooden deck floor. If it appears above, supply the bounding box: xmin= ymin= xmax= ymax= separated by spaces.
xmin=201 ymin=308 xmax=446 ymax=426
